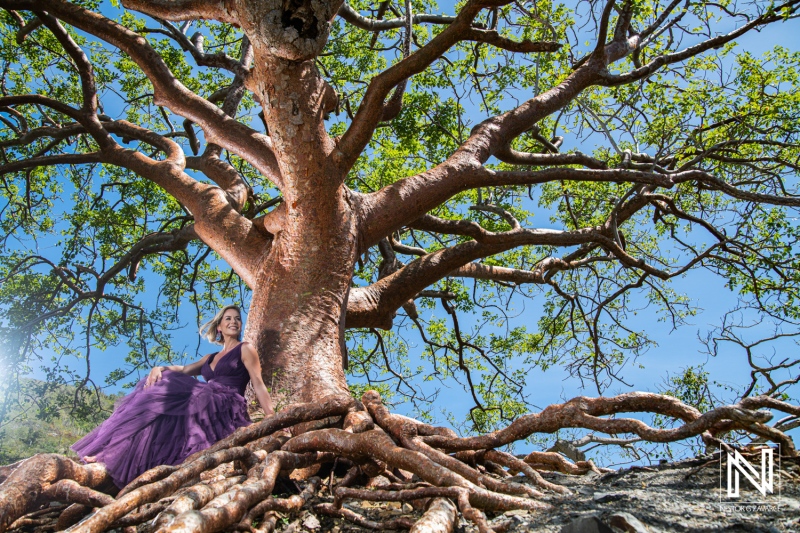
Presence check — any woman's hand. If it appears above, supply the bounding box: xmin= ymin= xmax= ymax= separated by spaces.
xmin=142 ymin=359 xmax=202 ymax=385
xmin=144 ymin=366 xmax=163 ymax=388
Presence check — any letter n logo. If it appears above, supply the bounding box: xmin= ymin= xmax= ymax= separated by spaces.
xmin=726 ymin=448 xmax=774 ymax=498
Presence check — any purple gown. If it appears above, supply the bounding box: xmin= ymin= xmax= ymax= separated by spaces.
xmin=72 ymin=343 xmax=251 ymax=487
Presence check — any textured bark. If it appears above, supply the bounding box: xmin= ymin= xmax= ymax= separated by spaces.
xmin=40 ymin=480 xmax=115 ymax=507
xmin=160 ymin=452 xmax=333 ymax=533
xmin=0 ymin=461 xmax=22 ymax=485
xmin=154 ymin=475 xmax=247 ymax=529
xmin=409 ymin=498 xmax=458 ymax=533
xmin=244 ymin=204 xmax=355 ymax=401
xmin=184 ymin=394 xmax=355 ymax=460
xmin=227 ymin=40 xmax=355 ymax=401
xmin=523 ymin=451 xmax=603 ymax=476
xmin=482 ymin=450 xmax=569 ymax=495
xmin=56 ymin=504 xmax=93 ymax=531
xmin=65 ymin=448 xmax=256 ymax=533
xmin=418 ymin=392 xmax=782 ymax=453
xmin=0 ymin=455 xmax=109 ymax=532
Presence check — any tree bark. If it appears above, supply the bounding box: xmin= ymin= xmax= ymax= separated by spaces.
xmin=244 ymin=198 xmax=356 ymax=402
xmin=241 ymin=50 xmax=354 ymax=402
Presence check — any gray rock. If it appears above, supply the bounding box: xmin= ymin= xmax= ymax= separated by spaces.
xmin=560 ymin=515 xmax=614 ymax=533
xmin=593 ymin=492 xmax=626 ymax=503
xmin=301 ymin=512 xmax=320 ymax=530
xmin=282 ymin=519 xmax=301 ymax=533
xmin=608 ymin=512 xmax=650 ymax=532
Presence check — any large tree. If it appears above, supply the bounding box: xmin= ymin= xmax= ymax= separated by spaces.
xmin=1 ymin=0 xmax=800 ymax=531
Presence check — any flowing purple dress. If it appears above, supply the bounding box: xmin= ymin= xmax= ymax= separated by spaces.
xmin=72 ymin=344 xmax=251 ymax=487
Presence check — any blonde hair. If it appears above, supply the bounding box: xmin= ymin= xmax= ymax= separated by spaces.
xmin=199 ymin=305 xmax=242 ymax=345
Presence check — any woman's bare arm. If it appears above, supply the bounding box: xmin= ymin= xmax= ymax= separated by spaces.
xmin=241 ymin=342 xmax=275 ymax=416
xmin=144 ymin=354 xmax=211 ymax=387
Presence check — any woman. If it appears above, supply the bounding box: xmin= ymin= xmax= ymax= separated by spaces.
xmin=72 ymin=305 xmax=274 ymax=487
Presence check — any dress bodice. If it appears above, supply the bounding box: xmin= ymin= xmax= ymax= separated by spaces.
xmin=200 ymin=343 xmax=250 ymax=395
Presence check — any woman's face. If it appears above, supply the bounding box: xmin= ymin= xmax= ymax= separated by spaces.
xmin=219 ymin=309 xmax=242 ymax=338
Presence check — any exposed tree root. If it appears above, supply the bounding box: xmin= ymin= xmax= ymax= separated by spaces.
xmin=154 ymin=476 xmax=247 ymax=529
xmin=522 ymin=451 xmax=607 ymax=476
xmin=55 ymin=504 xmax=91 ymax=531
xmin=0 ymin=454 xmax=110 ymax=532
xmin=117 ymin=465 xmax=179 ymax=498
xmin=237 ymin=476 xmax=320 ymax=530
xmin=0 ymin=461 xmax=24 ymax=485
xmin=7 ymin=505 xmax=69 ymax=532
xmin=482 ymin=450 xmax=569 ymax=495
xmin=41 ymin=480 xmax=114 ymax=509
xmin=409 ymin=498 xmax=457 ymax=533
xmin=0 ymin=391 xmax=796 ymax=533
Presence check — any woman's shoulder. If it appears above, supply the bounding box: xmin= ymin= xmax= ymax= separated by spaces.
xmin=239 ymin=342 xmax=258 ymax=361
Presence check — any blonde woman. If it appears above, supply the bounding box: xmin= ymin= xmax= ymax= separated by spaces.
xmin=72 ymin=306 xmax=274 ymax=487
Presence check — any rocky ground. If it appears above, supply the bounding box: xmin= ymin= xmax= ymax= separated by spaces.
xmin=498 ymin=453 xmax=800 ymax=533
xmin=293 ymin=453 xmax=800 ymax=533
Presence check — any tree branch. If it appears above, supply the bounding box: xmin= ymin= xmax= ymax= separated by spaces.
xmin=449 ymin=260 xmax=569 ymax=284
xmin=98 ymin=121 xmax=269 ymax=286
xmin=337 ymin=2 xmax=456 ymax=31
xmin=3 ymin=0 xmax=283 ymax=190
xmin=347 ymin=226 xmax=601 ymax=328
xmin=36 ymin=11 xmax=97 ymax=113
xmin=598 ymin=0 xmax=800 ymax=86
xmin=2 ymin=102 xmax=268 ymax=286
xmin=592 ymin=0 xmax=616 ymax=60
xmin=338 ymin=0 xmax=508 ymax=167
xmin=0 ymin=122 xmax=86 ymax=149
xmin=353 ymin=0 xmax=800 ymax=259
xmin=120 ymin=0 xmax=235 ymax=25
xmin=462 ymin=27 xmax=560 ymax=53
xmin=358 ymin=165 xmax=800 ymax=252
xmin=0 ymin=152 xmax=103 ymax=174
xmin=494 ymin=139 xmax=609 ymax=168
xmin=147 ymin=19 xmax=247 ymax=75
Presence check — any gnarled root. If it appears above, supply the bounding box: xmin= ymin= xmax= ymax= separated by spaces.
xmin=410 ymin=498 xmax=457 ymax=533
xmin=237 ymin=476 xmax=320 ymax=530
xmin=522 ymin=451 xmax=607 ymax=476
xmin=0 ymin=391 xmax=796 ymax=533
xmin=0 ymin=461 xmax=24 ymax=485
xmin=0 ymin=454 xmax=110 ymax=532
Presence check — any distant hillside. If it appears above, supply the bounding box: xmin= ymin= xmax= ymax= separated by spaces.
xmin=0 ymin=379 xmax=122 ymax=464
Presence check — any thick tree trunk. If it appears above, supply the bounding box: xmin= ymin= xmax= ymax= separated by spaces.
xmin=242 ymin=48 xmax=354 ymax=403
xmin=244 ymin=193 xmax=356 ymax=403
